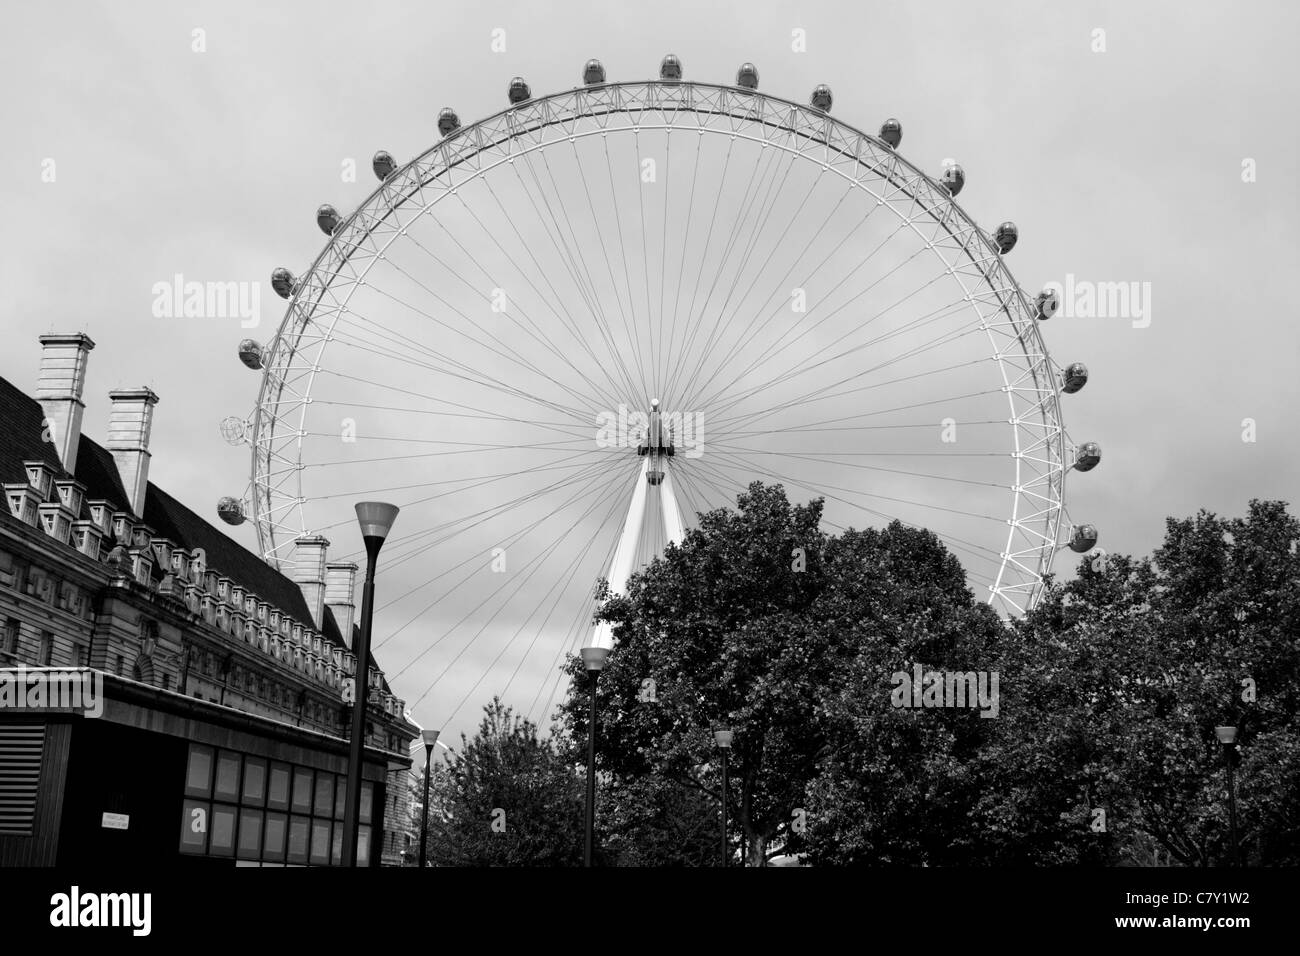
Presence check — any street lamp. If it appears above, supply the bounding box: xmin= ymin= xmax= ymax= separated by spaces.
xmin=1215 ymin=725 xmax=1240 ymax=866
xmin=342 ymin=501 xmax=399 ymax=868
xmin=714 ymin=728 xmax=733 ymax=868
xmin=580 ymin=645 xmax=610 ymax=867
xmin=418 ymin=728 xmax=440 ymax=868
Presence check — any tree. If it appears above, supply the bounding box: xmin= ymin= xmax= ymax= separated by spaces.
xmin=984 ymin=499 xmax=1300 ymax=865
xmin=561 ymin=481 xmax=1005 ymax=865
xmin=422 ymin=697 xmax=584 ymax=866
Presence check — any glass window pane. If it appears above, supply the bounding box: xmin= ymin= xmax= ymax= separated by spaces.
xmin=184 ymin=746 xmax=213 ymax=798
xmin=310 ymin=820 xmax=331 ymax=866
xmin=360 ymin=781 xmax=373 ymax=825
xmin=334 ymin=777 xmax=346 ymax=820
xmin=357 ymin=825 xmax=371 ymax=867
xmin=210 ymin=805 xmax=237 ymax=857
xmin=314 ymin=774 xmax=335 ymax=817
xmin=242 ymin=757 xmax=267 ymax=807
xmin=331 ymin=824 xmax=342 ymax=866
xmin=291 ymin=767 xmax=314 ymax=813
xmin=263 ymin=813 xmax=287 ymax=863
xmin=267 ymin=763 xmax=290 ymax=811
xmin=237 ymin=809 xmax=263 ymax=861
xmin=287 ymin=816 xmax=310 ymax=865
xmin=179 ymin=800 xmax=209 ymax=854
xmin=214 ymin=751 xmax=241 ymax=802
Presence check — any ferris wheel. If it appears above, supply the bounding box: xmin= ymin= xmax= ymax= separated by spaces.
xmin=219 ymin=57 xmax=1100 ymax=728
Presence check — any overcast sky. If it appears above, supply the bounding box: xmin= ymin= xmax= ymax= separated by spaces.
xmin=3 ymin=0 xmax=1297 ymax=745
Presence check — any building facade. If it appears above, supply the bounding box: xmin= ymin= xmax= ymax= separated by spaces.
xmin=0 ymin=333 xmax=417 ymax=866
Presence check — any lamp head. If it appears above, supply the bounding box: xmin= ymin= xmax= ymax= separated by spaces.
xmin=422 ymin=728 xmax=441 ymax=750
xmin=714 ymin=729 xmax=734 ymax=749
xmin=1215 ymin=725 xmax=1238 ymax=746
xmin=355 ymin=501 xmax=400 ymax=542
xmin=580 ymin=646 xmax=611 ymax=672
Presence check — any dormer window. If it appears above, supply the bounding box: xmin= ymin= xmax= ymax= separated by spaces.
xmin=268 ymin=609 xmax=280 ymax=630
xmin=23 ymin=461 xmax=55 ymax=499
xmin=171 ymin=549 xmax=189 ymax=581
xmin=54 ymin=479 xmax=86 ymax=517
xmin=72 ymin=521 xmax=104 ymax=560
xmin=271 ymin=637 xmax=282 ymax=660
xmin=200 ymin=594 xmax=214 ymax=624
xmin=86 ymin=501 xmax=112 ymax=534
xmin=112 ymin=513 xmax=137 ymax=547
xmin=5 ymin=485 xmax=41 ymax=527
xmin=151 ymin=537 xmax=173 ymax=569
xmin=231 ymin=584 xmax=245 ymax=607
xmin=313 ymin=636 xmax=323 ymax=656
xmin=130 ymin=525 xmax=152 ymax=551
xmin=217 ymin=577 xmax=231 ymax=600
xmin=291 ymin=624 xmax=302 ymax=645
xmin=37 ymin=503 xmax=73 ymax=545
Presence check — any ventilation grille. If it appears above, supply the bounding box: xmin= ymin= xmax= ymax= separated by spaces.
xmin=0 ymin=724 xmax=45 ymax=835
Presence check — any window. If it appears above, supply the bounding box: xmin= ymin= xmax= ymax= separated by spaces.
xmin=267 ymin=763 xmax=290 ymax=811
xmin=214 ymin=751 xmax=241 ymax=802
xmin=179 ymin=744 xmax=362 ymax=866
xmin=209 ymin=805 xmax=237 ymax=857
xmin=38 ymin=632 xmax=53 ymax=666
xmin=287 ymin=816 xmax=310 ymax=864
xmin=237 ymin=810 xmax=263 ymax=861
xmin=242 ymin=757 xmax=267 ymax=807
xmin=185 ymin=745 xmax=214 ymax=798
xmin=291 ymin=768 xmax=314 ymax=814
xmin=2 ymin=618 xmax=18 ymax=656
xmin=313 ymin=773 xmax=335 ymax=817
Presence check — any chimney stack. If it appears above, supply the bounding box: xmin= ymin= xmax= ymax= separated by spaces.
xmin=106 ymin=388 xmax=160 ymax=515
xmin=324 ymin=561 xmax=358 ymax=638
xmin=36 ymin=333 xmax=95 ymax=474
xmin=292 ymin=536 xmax=330 ymax=629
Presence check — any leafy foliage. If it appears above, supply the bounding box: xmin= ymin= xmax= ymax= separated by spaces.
xmin=422 ymin=697 xmax=584 ymax=866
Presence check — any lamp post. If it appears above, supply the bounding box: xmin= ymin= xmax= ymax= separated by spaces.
xmin=714 ymin=728 xmax=733 ymax=868
xmin=1215 ymin=725 xmax=1240 ymax=866
xmin=580 ymin=646 xmax=610 ymax=867
xmin=342 ymin=501 xmax=399 ymax=868
xmin=418 ymin=728 xmax=440 ymax=868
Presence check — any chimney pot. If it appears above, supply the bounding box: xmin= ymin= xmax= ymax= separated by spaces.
xmin=107 ymin=387 xmax=159 ymax=516
xmin=37 ymin=333 xmax=95 ymax=474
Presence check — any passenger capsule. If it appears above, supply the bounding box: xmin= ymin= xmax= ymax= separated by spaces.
xmin=660 ymin=54 xmax=682 ymax=81
xmin=217 ymin=496 xmax=246 ymax=526
xmin=438 ymin=107 xmax=461 ymax=137
xmin=1035 ymin=287 xmax=1059 ymax=320
xmin=583 ymin=59 xmax=606 ymax=85
xmin=271 ymin=267 xmax=297 ymax=300
xmin=316 ymin=204 xmax=341 ymax=235
xmin=372 ymin=150 xmax=396 ymax=181
xmin=1061 ymin=362 xmax=1089 ymax=394
xmin=508 ymin=77 xmax=531 ymax=104
xmin=1069 ymin=524 xmax=1099 ymax=553
xmin=942 ymin=163 xmax=965 ymax=197
xmin=238 ymin=338 xmax=264 ymax=370
xmin=879 ymin=118 xmax=902 ymax=148
xmin=1074 ymin=442 xmax=1102 ymax=472
xmin=810 ymin=84 xmax=833 ymax=112
xmin=736 ymin=63 xmax=759 ymax=89
xmin=994 ymin=221 xmax=1018 ymax=254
